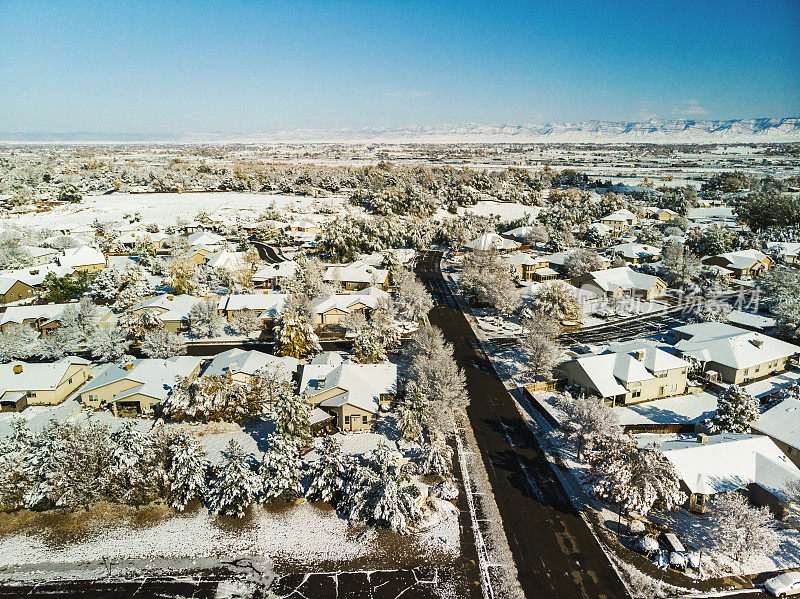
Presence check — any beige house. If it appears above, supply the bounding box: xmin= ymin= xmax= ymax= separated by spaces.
xmin=202 ymin=349 xmax=298 ymax=407
xmin=600 ymin=209 xmax=638 ymax=232
xmin=572 ymin=266 xmax=667 ymax=301
xmin=0 ymin=303 xmax=117 ymax=335
xmin=311 ymin=287 xmax=390 ymax=327
xmin=752 ymin=397 xmax=800 ymax=468
xmin=0 ymin=278 xmax=36 ymax=304
xmin=299 ymin=352 xmax=397 ymax=432
xmin=324 ymin=263 xmax=390 ymax=291
xmin=503 ymin=252 xmax=551 ymax=282
xmin=702 ymin=250 xmax=772 ymax=279
xmin=57 ymin=245 xmax=107 ymax=272
xmin=79 ymin=357 xmax=203 ymax=416
xmin=558 ymin=341 xmax=690 ymax=406
xmin=217 ymin=293 xmax=289 ymax=332
xmin=0 ymin=357 xmax=90 ymax=411
xmin=129 ymin=293 xmax=201 ymax=333
xmin=672 ymin=322 xmax=800 ymax=385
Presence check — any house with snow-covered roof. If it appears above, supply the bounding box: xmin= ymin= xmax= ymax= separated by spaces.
xmin=464 ymin=232 xmax=520 ymax=253
xmin=571 ymin=266 xmax=667 ymax=300
xmin=323 ymin=263 xmax=390 ymax=291
xmin=644 ymin=207 xmax=680 ymax=222
xmin=202 ymin=348 xmax=298 ymax=389
xmin=25 ymin=245 xmax=58 ymax=266
xmin=130 ymin=293 xmax=202 ymax=333
xmin=299 ymin=352 xmax=397 ymax=432
xmin=765 ymin=241 xmax=800 ymax=265
xmin=79 ymin=356 xmax=203 ymax=417
xmin=0 ymin=264 xmax=74 ymax=304
xmin=599 ymin=208 xmax=638 ymax=232
xmin=751 ymin=397 xmax=800 ymax=468
xmin=671 ymin=322 xmax=800 ymax=384
xmin=57 ymin=245 xmax=107 ymax=272
xmin=502 ymin=252 xmax=554 ymax=282
xmin=217 ymin=293 xmax=289 ymax=332
xmin=253 ymin=260 xmax=299 ymax=289
xmin=607 ymin=243 xmax=662 ymax=264
xmin=558 ymin=340 xmax=690 ymax=406
xmin=0 ymin=357 xmax=90 ymax=411
xmin=702 ymin=249 xmax=771 ymax=279
xmin=0 ymin=302 xmax=116 ymax=335
xmin=312 ymin=287 xmax=391 ymax=327
xmin=647 ymin=433 xmax=800 ymax=516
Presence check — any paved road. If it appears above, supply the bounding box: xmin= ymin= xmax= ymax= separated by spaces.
xmin=415 ymin=250 xmax=628 ymax=599
xmin=251 ymin=242 xmax=286 ymax=263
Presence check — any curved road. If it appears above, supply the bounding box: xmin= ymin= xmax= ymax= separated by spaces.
xmin=251 ymin=241 xmax=286 ymax=263
xmin=415 ymin=250 xmax=628 ymax=599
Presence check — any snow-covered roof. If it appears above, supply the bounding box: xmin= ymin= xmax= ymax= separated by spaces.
xmin=752 ymin=397 xmax=800 ymax=450
xmin=673 ymin=323 xmax=800 ymax=370
xmin=705 ymin=249 xmax=769 ymax=270
xmin=588 ymin=222 xmax=614 ymax=235
xmin=649 ymin=433 xmax=800 ymax=499
xmin=300 ymin=354 xmax=397 ymax=414
xmin=131 ymin=293 xmax=201 ymax=322
xmin=217 ymin=293 xmax=289 ymax=317
xmin=726 ymin=310 xmax=776 ymax=331
xmin=205 ymin=250 xmax=244 ymax=270
xmin=253 ymin=260 xmax=299 ymax=282
xmin=115 ymin=231 xmax=169 ymax=245
xmin=765 ymin=241 xmax=800 ymax=258
xmin=601 ymin=208 xmax=637 ymax=222
xmin=608 ymin=243 xmax=661 ymax=260
xmin=0 ymin=264 xmax=74 ymax=293
xmin=0 ymin=357 xmax=89 ymax=394
xmin=323 ymin=263 xmax=389 ymax=285
xmin=312 ymin=287 xmax=390 ymax=315
xmin=25 ymin=245 xmax=58 ymax=259
xmin=579 ymin=266 xmax=664 ymax=294
xmin=503 ymin=225 xmax=537 ymax=239
xmin=465 ymin=232 xmax=520 ymax=251
xmin=606 ymin=340 xmax=690 ymax=373
xmin=57 ymin=245 xmax=106 ymax=268
xmin=81 ymin=357 xmax=202 ymax=401
xmin=187 ymin=231 xmax=225 ymax=247
xmin=503 ymin=251 xmax=539 ymax=266
xmin=310 ymin=407 xmax=334 ymax=425
xmin=203 ymin=349 xmax=298 ymax=380
xmin=0 ymin=302 xmax=113 ymax=328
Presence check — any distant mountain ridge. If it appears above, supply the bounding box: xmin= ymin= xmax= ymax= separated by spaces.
xmin=3 ymin=118 xmax=799 ymax=144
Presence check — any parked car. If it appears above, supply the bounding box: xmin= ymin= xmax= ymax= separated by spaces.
xmin=765 ymin=572 xmax=800 ymax=597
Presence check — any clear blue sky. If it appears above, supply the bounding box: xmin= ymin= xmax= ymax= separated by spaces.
xmin=1 ymin=0 xmax=798 ymax=133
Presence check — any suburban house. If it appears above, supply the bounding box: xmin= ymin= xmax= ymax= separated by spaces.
xmin=607 ymin=243 xmax=662 ymax=264
xmin=0 ymin=302 xmax=116 ymax=335
xmin=725 ymin=310 xmax=776 ymax=332
xmin=187 ymin=231 xmax=225 ymax=249
xmin=702 ymin=249 xmax=772 ymax=279
xmin=464 ymin=232 xmax=521 ymax=253
xmin=543 ymin=250 xmax=611 ymax=274
xmin=0 ymin=357 xmax=91 ymax=412
xmin=299 ymin=352 xmax=397 ymax=432
xmin=765 ymin=241 xmax=800 ymax=265
xmin=0 ymin=278 xmax=36 ymax=304
xmin=116 ymin=230 xmax=168 ymax=250
xmin=323 ymin=263 xmax=390 ymax=291
xmin=202 ymin=348 xmax=298 ymax=398
xmin=572 ymin=267 xmax=667 ymax=301
xmin=129 ymin=293 xmax=201 ymax=333
xmin=312 ymin=287 xmax=391 ymax=327
xmin=57 ymin=245 xmax=107 ymax=272
xmin=648 ymin=433 xmax=800 ymax=517
xmin=0 ymin=264 xmax=74 ymax=304
xmin=599 ymin=209 xmax=638 ymax=233
xmin=25 ymin=245 xmax=59 ymax=266
xmin=503 ymin=252 xmax=554 ymax=282
xmin=644 ymin=207 xmax=680 ymax=222
xmin=558 ymin=341 xmax=690 ymax=406
xmin=79 ymin=356 xmax=203 ymax=417
xmin=205 ymin=250 xmax=245 ymax=270
xmin=253 ymin=261 xmax=299 ymax=289
xmin=288 ymin=219 xmax=320 ymax=234
xmin=751 ymin=397 xmax=800 ymax=468
xmin=671 ymin=322 xmax=800 ymax=384
xmin=586 ymin=221 xmax=615 ymax=241
xmin=217 ymin=293 xmax=289 ymax=330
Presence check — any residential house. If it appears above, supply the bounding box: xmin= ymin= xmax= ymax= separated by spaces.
xmin=202 ymin=348 xmax=298 ymax=393
xmin=0 ymin=302 xmax=116 ymax=335
xmin=558 ymin=341 xmax=690 ymax=406
xmin=25 ymin=245 xmax=58 ymax=266
xmin=324 ymin=263 xmax=390 ymax=291
xmin=765 ymin=241 xmax=800 ymax=265
xmin=187 ymin=231 xmax=225 ymax=248
xmin=217 ymin=293 xmax=289 ymax=331
xmin=725 ymin=310 xmax=776 ymax=332
xmin=672 ymin=322 xmax=800 ymax=384
xmin=253 ymin=261 xmax=299 ymax=289
xmin=205 ymin=250 xmax=246 ymax=271
xmin=571 ymin=266 xmax=667 ymax=301
xmin=600 ymin=209 xmax=638 ymax=233
xmin=130 ymin=293 xmax=201 ymax=333
xmin=702 ymin=249 xmax=772 ymax=279
xmin=116 ymin=231 xmax=168 ymax=250
xmin=544 ymin=250 xmax=611 ymax=275
xmin=649 ymin=433 xmax=800 ymax=517
xmin=288 ymin=220 xmax=320 ymax=234
xmin=299 ymin=352 xmax=397 ymax=432
xmin=79 ymin=356 xmax=203 ymax=416
xmin=464 ymin=232 xmax=521 ymax=252
xmin=0 ymin=264 xmax=74 ymax=304
xmin=752 ymin=397 xmax=800 ymax=468
xmin=57 ymin=245 xmax=107 ymax=272
xmin=503 ymin=252 xmax=553 ymax=282
xmin=312 ymin=287 xmax=390 ymax=326
xmin=607 ymin=243 xmax=662 ymax=264
xmin=0 ymin=357 xmax=90 ymax=411
xmin=644 ymin=207 xmax=680 ymax=222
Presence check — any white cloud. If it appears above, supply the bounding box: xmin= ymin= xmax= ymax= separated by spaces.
xmin=680 ymin=98 xmax=709 ymax=115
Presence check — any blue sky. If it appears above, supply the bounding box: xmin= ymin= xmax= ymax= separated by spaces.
xmin=0 ymin=0 xmax=798 ymax=133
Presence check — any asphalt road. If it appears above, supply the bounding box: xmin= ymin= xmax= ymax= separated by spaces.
xmin=415 ymin=250 xmax=628 ymax=599
xmin=251 ymin=242 xmax=286 ymax=263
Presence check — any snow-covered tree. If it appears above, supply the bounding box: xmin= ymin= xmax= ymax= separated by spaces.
xmin=107 ymin=423 xmax=161 ymax=506
xmin=273 ymin=298 xmax=321 ymax=359
xmin=393 ymin=268 xmax=433 ymax=322
xmin=399 ymin=381 xmax=427 ymax=445
xmin=189 ymin=298 xmax=225 ymax=338
xmin=207 ymin=440 xmax=261 ymax=517
xmin=530 ymin=281 xmax=582 ymax=322
xmin=460 ymin=249 xmax=521 ymax=316
xmin=520 ymin=333 xmax=559 ymax=381
xmin=141 ymin=328 xmax=187 ymax=358
xmin=364 ymin=443 xmax=422 ymax=534
xmin=709 ymin=491 xmax=779 ymax=563
xmin=692 ymin=299 xmax=732 ymax=323
xmin=284 ymin=254 xmax=330 ymax=297
xmin=88 ymin=327 xmax=132 ymax=362
xmin=166 ymin=257 xmax=197 ymax=295
xmin=306 ymin=436 xmax=346 ymax=503
xmin=161 ymin=372 xmax=261 ymax=423
xmin=585 ymin=436 xmax=685 ymax=516
xmin=661 ymin=241 xmax=701 ymax=288
xmin=259 ymin=434 xmax=304 ymax=502
xmin=118 ymin=308 xmax=163 ymax=340
xmin=563 ymin=248 xmax=602 ymax=277
xmin=231 ymin=310 xmax=262 ymax=335
xmin=419 ymin=435 xmax=453 ymax=477
xmin=340 ymin=310 xmax=367 ymax=337
xmin=162 ymin=430 xmax=208 ymax=510
xmin=555 ymin=393 xmax=621 ymax=459
xmin=0 ymin=324 xmax=38 ymax=362
xmin=710 ymin=385 xmax=760 ymax=434
xmin=351 ymin=326 xmax=387 ymax=364
xmin=273 ymin=388 xmax=312 ymax=444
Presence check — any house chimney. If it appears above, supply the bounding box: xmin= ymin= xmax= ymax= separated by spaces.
xmin=12 ymin=365 xmax=23 ymax=374
xmin=633 ymin=350 xmax=645 ymax=361
xmin=697 ymin=433 xmax=708 ymax=444
xmin=751 ymin=339 xmax=763 ymax=348
xmin=124 ymin=363 xmax=134 ymax=371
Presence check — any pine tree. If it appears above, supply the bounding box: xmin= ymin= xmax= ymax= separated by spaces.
xmin=89 ymin=327 xmax=132 ymax=362
xmin=555 ymin=393 xmax=621 ymax=459
xmin=419 ymin=435 xmax=453 ymax=477
xmin=0 ymin=324 xmax=38 ymax=362
xmin=711 ymin=385 xmax=760 ymax=433
xmin=163 ymin=431 xmax=208 ymax=510
xmin=273 ymin=298 xmax=321 ymax=359
xmin=365 ymin=443 xmax=421 ymax=534
xmin=259 ymin=434 xmax=304 ymax=502
xmin=273 ymin=388 xmax=312 ymax=444
xmin=351 ymin=326 xmax=386 ymax=364
xmin=306 ymin=436 xmax=346 ymax=503
xmin=208 ymin=440 xmax=260 ymax=517
xmin=108 ymin=423 xmax=160 ymax=506
xmin=141 ymin=328 xmax=187 ymax=358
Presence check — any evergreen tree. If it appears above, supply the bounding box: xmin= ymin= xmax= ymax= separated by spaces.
xmin=273 ymin=388 xmax=312 ymax=444
xmin=141 ymin=328 xmax=187 ymax=358
xmin=163 ymin=431 xmax=208 ymax=510
xmin=419 ymin=435 xmax=453 ymax=477
xmin=273 ymin=298 xmax=321 ymax=359
xmin=306 ymin=436 xmax=346 ymax=503
xmin=399 ymin=381 xmax=427 ymax=445
xmin=259 ymin=434 xmax=304 ymax=502
xmin=711 ymin=385 xmax=760 ymax=433
xmin=208 ymin=440 xmax=260 ymax=517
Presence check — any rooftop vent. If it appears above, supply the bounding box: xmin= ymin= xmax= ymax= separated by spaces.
xmin=697 ymin=433 xmax=708 ymax=444
xmin=751 ymin=339 xmax=763 ymax=348
xmin=633 ymin=350 xmax=645 ymax=361
xmin=12 ymin=365 xmax=22 ymax=374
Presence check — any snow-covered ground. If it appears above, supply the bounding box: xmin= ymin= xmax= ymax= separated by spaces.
xmin=613 ymin=393 xmax=718 ymax=426
xmin=0 ymin=192 xmax=348 ymax=230
xmin=742 ymin=370 xmax=800 ymax=399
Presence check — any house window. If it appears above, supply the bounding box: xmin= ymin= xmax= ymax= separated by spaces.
xmin=362 ymin=415 xmax=368 ymax=424
xmin=26 ymin=391 xmax=36 ymax=398
xmin=755 ymin=366 xmax=760 ymax=373
xmin=743 ymin=368 xmax=749 ymax=375
xmin=68 ymin=378 xmax=72 ymax=384
xmin=657 ymin=371 xmax=667 ymax=378
xmin=632 ymin=390 xmax=642 ymax=398
xmin=344 ymin=416 xmax=350 ymax=424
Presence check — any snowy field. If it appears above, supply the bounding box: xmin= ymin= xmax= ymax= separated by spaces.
xmin=742 ymin=369 xmax=800 ymax=399
xmin=613 ymin=393 xmax=718 ymax=426
xmin=0 ymin=192 xmax=349 ymax=230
